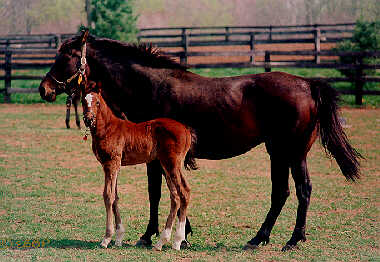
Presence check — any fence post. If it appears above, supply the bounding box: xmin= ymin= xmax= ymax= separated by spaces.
xmin=265 ymin=51 xmax=271 ymax=72
xmin=249 ymin=32 xmax=255 ymax=64
xmin=225 ymin=27 xmax=230 ymax=42
xmin=354 ymin=56 xmax=364 ymax=105
xmin=314 ymin=26 xmax=321 ymax=64
xmin=269 ymin=25 xmax=272 ymax=41
xmin=4 ymin=50 xmax=12 ymax=103
xmin=55 ymin=34 xmax=62 ymax=49
xmin=181 ymin=28 xmax=189 ymax=65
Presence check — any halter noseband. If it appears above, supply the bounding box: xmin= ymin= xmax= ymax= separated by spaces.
xmin=47 ymin=40 xmax=87 ymax=95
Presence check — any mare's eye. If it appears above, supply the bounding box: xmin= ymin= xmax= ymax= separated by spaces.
xmin=96 ymin=101 xmax=100 ymax=106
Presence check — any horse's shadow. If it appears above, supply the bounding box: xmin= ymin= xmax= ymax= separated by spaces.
xmin=2 ymin=239 xmax=131 ymax=250
xmin=48 ymin=239 xmax=134 ymax=250
xmin=3 ymin=238 xmax=248 ymax=252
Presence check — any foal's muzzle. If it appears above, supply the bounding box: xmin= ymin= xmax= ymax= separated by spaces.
xmin=83 ymin=115 xmax=95 ymax=129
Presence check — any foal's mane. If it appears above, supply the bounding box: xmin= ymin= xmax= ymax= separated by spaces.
xmin=59 ymin=35 xmax=187 ymax=70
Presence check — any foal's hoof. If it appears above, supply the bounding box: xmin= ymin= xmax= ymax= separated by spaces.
xmin=180 ymin=240 xmax=191 ymax=249
xmin=135 ymin=238 xmax=152 ymax=248
xmin=152 ymin=245 xmax=162 ymax=251
xmin=100 ymin=242 xmax=108 ymax=248
xmin=243 ymin=243 xmax=259 ymax=251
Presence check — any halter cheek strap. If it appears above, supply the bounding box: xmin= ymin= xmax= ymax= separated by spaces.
xmin=47 ymin=40 xmax=88 ymax=95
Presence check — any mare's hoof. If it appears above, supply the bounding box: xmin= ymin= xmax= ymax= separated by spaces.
xmin=281 ymin=244 xmax=297 ymax=252
xmin=135 ymin=238 xmax=152 ymax=248
xmin=180 ymin=240 xmax=191 ymax=249
xmin=243 ymin=243 xmax=259 ymax=251
xmin=115 ymin=240 xmax=123 ymax=247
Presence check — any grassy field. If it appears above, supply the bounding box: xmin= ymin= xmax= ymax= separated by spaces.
xmin=0 ymin=102 xmax=379 ymax=261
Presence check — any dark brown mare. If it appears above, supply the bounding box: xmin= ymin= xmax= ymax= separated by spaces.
xmin=39 ymin=31 xmax=362 ymax=251
xmin=81 ymin=80 xmax=196 ymax=250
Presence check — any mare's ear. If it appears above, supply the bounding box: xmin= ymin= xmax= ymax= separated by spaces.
xmin=81 ymin=29 xmax=89 ymax=44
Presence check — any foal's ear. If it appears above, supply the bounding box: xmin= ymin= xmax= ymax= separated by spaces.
xmin=81 ymin=29 xmax=89 ymax=44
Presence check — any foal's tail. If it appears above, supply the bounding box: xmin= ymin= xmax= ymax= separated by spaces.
xmin=310 ymin=80 xmax=362 ymax=181
xmin=184 ymin=129 xmax=198 ymax=171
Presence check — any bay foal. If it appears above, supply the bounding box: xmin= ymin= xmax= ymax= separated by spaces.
xmin=81 ymin=81 xmax=196 ymax=250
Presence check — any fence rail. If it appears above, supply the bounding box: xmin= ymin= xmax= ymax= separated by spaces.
xmin=1 ymin=23 xmax=380 ymax=105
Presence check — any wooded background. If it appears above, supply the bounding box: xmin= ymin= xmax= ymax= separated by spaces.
xmin=0 ymin=0 xmax=379 ymax=35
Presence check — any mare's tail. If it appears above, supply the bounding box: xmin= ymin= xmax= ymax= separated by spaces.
xmin=184 ymin=130 xmax=198 ymax=171
xmin=310 ymin=80 xmax=363 ymax=181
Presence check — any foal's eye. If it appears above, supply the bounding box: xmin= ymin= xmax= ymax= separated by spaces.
xmin=96 ymin=101 xmax=100 ymax=106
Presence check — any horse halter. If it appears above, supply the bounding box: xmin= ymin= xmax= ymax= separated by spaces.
xmin=47 ymin=40 xmax=87 ymax=95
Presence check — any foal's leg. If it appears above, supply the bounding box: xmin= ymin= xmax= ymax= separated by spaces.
xmin=113 ymin=180 xmax=125 ymax=247
xmin=173 ymin=169 xmax=190 ymax=250
xmin=244 ymin=150 xmax=290 ymax=250
xmin=100 ymin=160 xmax=120 ymax=248
xmin=65 ymin=95 xmax=72 ymax=129
xmin=73 ymin=95 xmax=81 ymax=129
xmin=282 ymin=158 xmax=312 ymax=251
xmin=176 ymin=207 xmax=193 ymax=248
xmin=137 ymin=160 xmax=163 ymax=247
xmin=153 ymin=166 xmax=181 ymax=251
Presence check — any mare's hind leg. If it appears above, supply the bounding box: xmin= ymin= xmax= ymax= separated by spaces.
xmin=113 ymin=180 xmax=125 ymax=247
xmin=65 ymin=95 xmax=72 ymax=129
xmin=244 ymin=144 xmax=290 ymax=250
xmin=73 ymin=95 xmax=81 ymax=129
xmin=282 ymin=158 xmax=312 ymax=251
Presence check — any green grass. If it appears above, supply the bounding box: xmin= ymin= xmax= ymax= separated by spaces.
xmin=0 ymin=104 xmax=379 ymax=261
xmin=1 ymin=67 xmax=379 ymax=107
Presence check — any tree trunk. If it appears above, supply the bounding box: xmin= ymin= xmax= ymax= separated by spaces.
xmin=304 ymin=0 xmax=313 ymax=24
xmin=86 ymin=0 xmax=91 ymax=28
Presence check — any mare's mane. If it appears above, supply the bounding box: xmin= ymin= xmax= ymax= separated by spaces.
xmin=59 ymin=35 xmax=187 ymax=70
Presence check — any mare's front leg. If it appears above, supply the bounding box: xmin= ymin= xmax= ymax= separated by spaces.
xmin=73 ymin=95 xmax=81 ymax=129
xmin=65 ymin=95 xmax=72 ymax=129
xmin=136 ymin=160 xmax=163 ymax=247
xmin=100 ymin=160 xmax=120 ymax=248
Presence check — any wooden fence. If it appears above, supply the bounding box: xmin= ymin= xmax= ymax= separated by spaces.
xmin=1 ymin=23 xmax=380 ymax=104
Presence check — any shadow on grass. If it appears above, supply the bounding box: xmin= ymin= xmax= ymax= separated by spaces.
xmin=1 ymin=239 xmax=133 ymax=250
xmin=2 ymin=239 xmax=258 ymax=252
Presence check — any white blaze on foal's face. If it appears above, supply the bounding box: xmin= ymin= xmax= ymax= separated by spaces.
xmin=84 ymin=92 xmax=98 ymax=127
xmin=85 ymin=93 xmax=93 ymax=109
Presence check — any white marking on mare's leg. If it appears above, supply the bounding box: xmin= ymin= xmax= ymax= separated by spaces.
xmin=173 ymin=220 xmax=186 ymax=250
xmin=153 ymin=227 xmax=172 ymax=251
xmin=115 ymin=223 xmax=125 ymax=247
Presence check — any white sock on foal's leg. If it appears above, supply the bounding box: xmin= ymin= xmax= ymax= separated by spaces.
xmin=153 ymin=227 xmax=172 ymax=251
xmin=115 ymin=223 xmax=125 ymax=247
xmin=173 ymin=219 xmax=186 ymax=250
